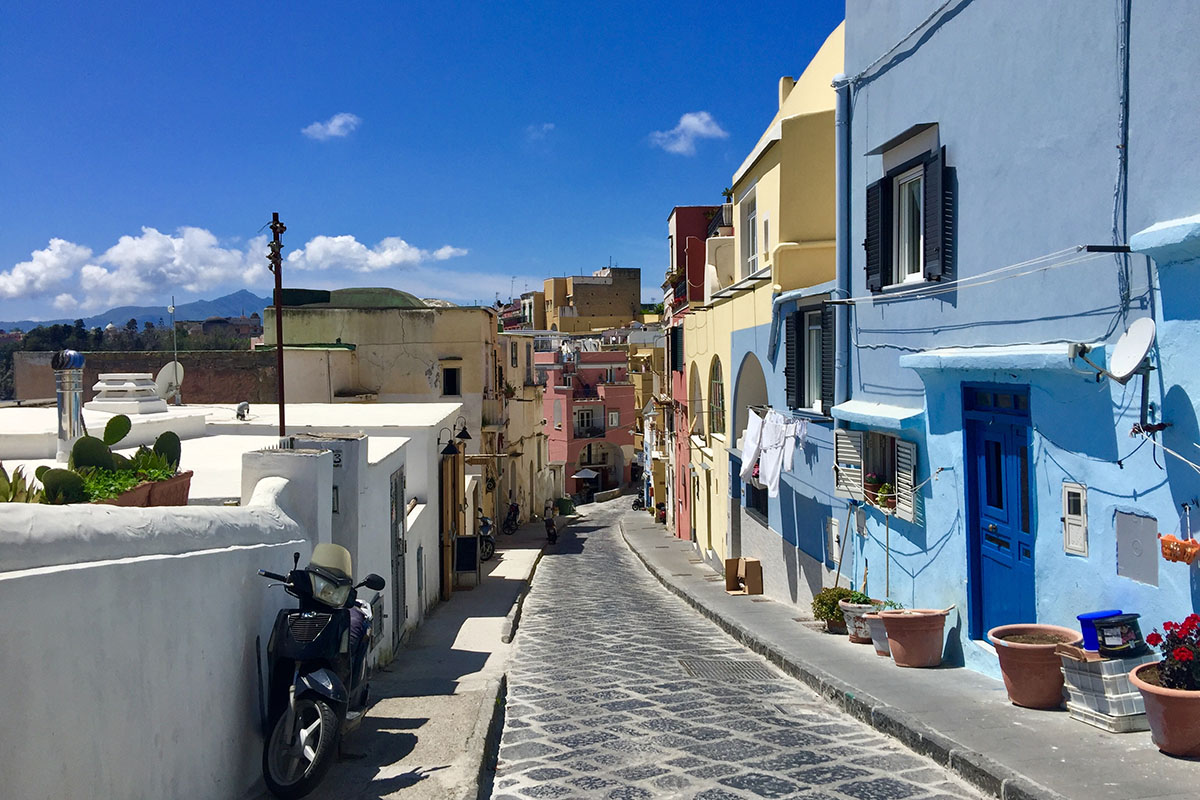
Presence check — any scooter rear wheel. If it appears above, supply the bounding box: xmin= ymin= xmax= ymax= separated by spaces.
xmin=480 ymin=536 xmax=496 ymax=561
xmin=263 ymin=697 xmax=339 ymax=799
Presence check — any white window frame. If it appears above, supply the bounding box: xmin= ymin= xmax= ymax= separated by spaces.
xmin=576 ymin=408 xmax=594 ymax=430
xmin=892 ymin=165 xmax=924 ymax=285
xmin=1062 ymin=481 xmax=1088 ymax=556
xmin=762 ymin=213 xmax=771 ymax=265
xmin=743 ymin=194 xmax=758 ymax=278
xmin=608 ymin=410 xmax=620 ymax=428
xmin=803 ymin=310 xmax=822 ymax=412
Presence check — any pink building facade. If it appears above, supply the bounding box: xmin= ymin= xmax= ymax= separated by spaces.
xmin=537 ymin=345 xmax=636 ymax=498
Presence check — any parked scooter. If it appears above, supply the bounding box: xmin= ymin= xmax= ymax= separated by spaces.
xmin=655 ymin=502 xmax=667 ymax=524
xmin=258 ymin=545 xmax=386 ymax=799
xmin=631 ymin=495 xmax=645 ymax=511
xmin=544 ymin=514 xmax=558 ymax=544
xmin=501 ymin=502 xmax=520 ymax=535
xmin=479 ymin=515 xmax=497 ymax=561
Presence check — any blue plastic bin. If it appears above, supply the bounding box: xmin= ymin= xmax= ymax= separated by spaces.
xmin=1077 ymin=609 xmax=1122 ymax=651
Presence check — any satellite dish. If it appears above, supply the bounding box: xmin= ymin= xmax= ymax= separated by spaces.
xmin=154 ymin=361 xmax=185 ymax=401
xmin=1108 ymin=318 xmax=1156 ymax=384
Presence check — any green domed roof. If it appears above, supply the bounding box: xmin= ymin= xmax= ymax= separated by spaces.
xmin=328 ymin=287 xmax=426 ymax=309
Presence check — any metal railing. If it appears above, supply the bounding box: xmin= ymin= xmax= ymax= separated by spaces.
xmin=706 ymin=203 xmax=733 ymax=239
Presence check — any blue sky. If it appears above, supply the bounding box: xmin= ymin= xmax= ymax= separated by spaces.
xmin=0 ymin=0 xmax=844 ymax=321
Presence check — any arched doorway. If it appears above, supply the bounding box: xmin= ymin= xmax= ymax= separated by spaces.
xmin=730 ymin=353 xmax=769 ymax=556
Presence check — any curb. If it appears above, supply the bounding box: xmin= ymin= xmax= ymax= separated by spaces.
xmin=619 ymin=519 xmax=1069 ymax=800
xmin=462 ymin=673 xmax=508 ymax=800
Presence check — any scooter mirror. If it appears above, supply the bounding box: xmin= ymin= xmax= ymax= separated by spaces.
xmin=359 ymin=573 xmax=386 ymax=591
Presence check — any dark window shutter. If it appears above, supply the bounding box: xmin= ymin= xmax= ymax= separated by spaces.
xmin=820 ymin=303 xmax=835 ymax=415
xmin=864 ymin=178 xmax=890 ymax=291
xmin=670 ymin=326 xmax=683 ymax=372
xmin=923 ymin=147 xmax=945 ymax=281
xmin=785 ymin=311 xmax=800 ymax=409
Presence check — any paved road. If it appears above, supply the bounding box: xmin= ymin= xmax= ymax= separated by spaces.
xmin=491 ymin=499 xmax=984 ymax=800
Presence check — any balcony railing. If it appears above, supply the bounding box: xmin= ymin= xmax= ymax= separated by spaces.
xmin=573 ymin=383 xmax=599 ymax=400
xmin=573 ymin=425 xmax=606 ymax=440
xmin=706 ymin=203 xmax=733 ymax=239
xmin=482 ymin=395 xmax=506 ymax=428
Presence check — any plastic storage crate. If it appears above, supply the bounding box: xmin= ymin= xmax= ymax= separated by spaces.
xmin=1060 ymin=652 xmax=1155 ymax=696
xmin=1065 ymin=687 xmax=1144 ymax=716
xmin=1066 ymin=701 xmax=1150 ymax=733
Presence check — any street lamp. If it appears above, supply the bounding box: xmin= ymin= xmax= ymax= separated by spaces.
xmin=438 ymin=427 xmax=461 ymax=456
xmin=454 ymin=415 xmax=471 ymax=440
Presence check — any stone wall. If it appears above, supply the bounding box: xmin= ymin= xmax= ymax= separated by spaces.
xmin=14 ymin=350 xmax=277 ymax=403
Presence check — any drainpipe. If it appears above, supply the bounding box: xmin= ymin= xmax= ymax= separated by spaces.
xmin=833 ymin=74 xmax=852 ymax=415
xmin=52 ymin=349 xmax=86 ymax=462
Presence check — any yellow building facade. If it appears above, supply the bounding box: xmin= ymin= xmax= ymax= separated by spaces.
xmin=683 ymin=23 xmax=843 ymax=570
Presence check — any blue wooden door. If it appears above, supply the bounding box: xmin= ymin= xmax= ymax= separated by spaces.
xmin=968 ymin=416 xmax=1034 ymax=633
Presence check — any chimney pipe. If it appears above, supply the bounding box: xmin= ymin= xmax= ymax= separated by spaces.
xmin=52 ymin=349 xmax=86 ymax=462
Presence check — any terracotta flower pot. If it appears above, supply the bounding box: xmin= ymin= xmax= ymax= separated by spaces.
xmin=824 ymin=616 xmax=848 ymax=635
xmin=1130 ymin=662 xmax=1200 ymax=757
xmin=864 ymin=612 xmax=890 ymax=657
xmin=148 ymin=471 xmax=193 ymax=506
xmin=839 ymin=599 xmax=878 ymax=644
xmin=881 ymin=609 xmax=949 ymax=667
xmin=98 ymin=481 xmax=152 ymax=507
xmin=988 ymin=624 xmax=1082 ymax=709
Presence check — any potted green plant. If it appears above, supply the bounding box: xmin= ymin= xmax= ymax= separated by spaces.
xmin=865 ymin=600 xmax=903 ymax=657
xmin=812 ymin=587 xmax=859 ymax=634
xmin=875 ymin=481 xmax=896 ymax=510
xmin=880 ymin=607 xmax=952 ymax=667
xmin=1129 ymin=613 xmax=1200 ymax=757
xmin=837 ymin=591 xmax=877 ymax=643
xmin=0 ymin=464 xmax=43 ymax=503
xmin=987 ymin=623 xmax=1083 ymax=708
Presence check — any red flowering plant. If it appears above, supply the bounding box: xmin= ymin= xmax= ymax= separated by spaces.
xmin=1145 ymin=613 xmax=1200 ymax=690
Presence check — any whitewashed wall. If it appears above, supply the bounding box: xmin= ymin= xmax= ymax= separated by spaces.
xmin=0 ymin=455 xmax=332 ymax=800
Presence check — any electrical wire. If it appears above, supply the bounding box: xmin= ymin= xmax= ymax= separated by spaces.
xmin=1135 ymin=431 xmax=1200 ymax=476
xmin=836 ymin=0 xmax=962 ymax=90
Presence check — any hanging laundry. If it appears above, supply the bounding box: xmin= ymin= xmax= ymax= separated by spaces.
xmin=758 ymin=410 xmax=796 ymax=497
xmin=784 ymin=418 xmax=808 ymax=472
xmin=738 ymin=410 xmax=764 ymax=483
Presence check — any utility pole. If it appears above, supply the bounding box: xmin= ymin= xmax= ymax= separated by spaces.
xmin=267 ymin=212 xmax=287 ymax=437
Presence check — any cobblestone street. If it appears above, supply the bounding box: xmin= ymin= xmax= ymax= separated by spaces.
xmin=492 ymin=499 xmax=985 ymax=800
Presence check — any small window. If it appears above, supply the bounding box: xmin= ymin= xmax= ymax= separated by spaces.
xmin=442 ymin=367 xmax=461 ymax=396
xmin=743 ymin=195 xmax=758 ymax=277
xmin=709 ymin=358 xmax=725 ymax=435
xmin=804 ymin=311 xmax=822 ymax=411
xmin=746 ymin=481 xmax=768 ymax=523
xmin=608 ymin=410 xmax=620 ymax=428
xmin=893 ymin=165 xmax=924 ymax=283
xmin=511 ymin=343 xmax=518 ymax=368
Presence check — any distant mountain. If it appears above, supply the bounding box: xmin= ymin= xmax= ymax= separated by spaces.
xmin=0 ymin=290 xmax=272 ymax=332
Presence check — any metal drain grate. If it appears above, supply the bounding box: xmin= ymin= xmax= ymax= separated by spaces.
xmin=678 ymin=658 xmax=778 ymax=682
xmin=750 ymin=598 xmax=771 ymax=603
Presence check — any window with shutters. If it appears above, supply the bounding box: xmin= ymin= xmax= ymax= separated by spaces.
xmin=709 ymin=357 xmax=726 ymax=436
xmin=785 ymin=301 xmax=835 ymax=415
xmin=742 ymin=193 xmax=758 ymax=278
xmin=865 ymin=143 xmax=948 ymax=291
xmin=833 ymin=429 xmax=920 ymax=523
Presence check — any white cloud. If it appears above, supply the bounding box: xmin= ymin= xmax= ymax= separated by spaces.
xmin=288 ymin=235 xmax=468 ymax=272
xmin=302 ymin=112 xmax=362 ymax=141
xmin=525 ymin=122 xmax=555 ymax=141
xmin=2 ymin=228 xmax=469 ymax=314
xmin=649 ymin=111 xmax=729 ymax=156
xmin=0 ymin=238 xmax=94 ymax=299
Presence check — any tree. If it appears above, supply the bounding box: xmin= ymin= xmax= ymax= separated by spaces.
xmin=125 ymin=318 xmax=138 ymax=332
xmin=143 ymin=320 xmax=155 ymax=331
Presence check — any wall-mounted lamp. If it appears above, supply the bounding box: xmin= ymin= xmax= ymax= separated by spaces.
xmin=454 ymin=414 xmax=471 ymax=440
xmin=437 ymin=426 xmax=461 ymax=456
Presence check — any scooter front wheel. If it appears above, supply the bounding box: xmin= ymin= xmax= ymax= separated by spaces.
xmin=480 ymin=536 xmax=496 ymax=561
xmin=263 ymin=697 xmax=339 ymax=799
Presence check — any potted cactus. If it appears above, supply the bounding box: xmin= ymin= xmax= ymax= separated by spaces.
xmin=44 ymin=415 xmax=191 ymax=507
xmin=0 ymin=464 xmax=44 ymax=503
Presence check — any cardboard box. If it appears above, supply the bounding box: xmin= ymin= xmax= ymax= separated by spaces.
xmin=725 ymin=557 xmax=763 ymax=595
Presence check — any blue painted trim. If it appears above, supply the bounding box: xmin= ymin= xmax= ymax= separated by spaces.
xmin=901 ymin=344 xmax=1098 ymax=373
xmin=831 ymin=400 xmax=924 ymax=431
xmin=1130 ymin=213 xmax=1200 ymax=266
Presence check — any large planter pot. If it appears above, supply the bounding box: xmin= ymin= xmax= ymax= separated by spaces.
xmin=824 ymin=616 xmax=848 ymax=635
xmin=839 ymin=599 xmax=878 ymax=644
xmin=988 ymin=624 xmax=1082 ymax=709
xmin=148 ymin=471 xmax=193 ymax=506
xmin=864 ymin=612 xmax=890 ymax=657
xmin=1130 ymin=662 xmax=1200 ymax=757
xmin=98 ymin=481 xmax=152 ymax=507
xmin=881 ymin=609 xmax=949 ymax=667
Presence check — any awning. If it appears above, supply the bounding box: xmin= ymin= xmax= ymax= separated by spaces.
xmin=830 ymin=400 xmax=924 ymax=432
xmin=572 ymin=468 xmax=600 ymax=479
xmin=899 ymin=343 xmax=1098 ymax=373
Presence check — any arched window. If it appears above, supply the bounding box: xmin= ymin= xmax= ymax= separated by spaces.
xmin=709 ymin=357 xmax=725 ymax=435
xmin=689 ymin=364 xmax=704 ymax=438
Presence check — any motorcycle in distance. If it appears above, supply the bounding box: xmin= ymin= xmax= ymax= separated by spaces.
xmin=258 ymin=544 xmax=386 ymax=799
xmin=501 ymin=502 xmax=520 ymax=535
xmin=631 ymin=494 xmax=645 ymax=511
xmin=478 ymin=514 xmax=497 ymax=561
xmin=544 ymin=514 xmax=558 ymax=544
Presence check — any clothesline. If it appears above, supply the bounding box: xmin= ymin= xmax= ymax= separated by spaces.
xmin=739 ymin=408 xmax=808 ymax=497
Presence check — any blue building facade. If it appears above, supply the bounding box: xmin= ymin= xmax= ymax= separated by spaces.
xmin=818 ymin=0 xmax=1200 ymax=676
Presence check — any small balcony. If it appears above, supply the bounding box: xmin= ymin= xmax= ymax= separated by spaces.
xmin=482 ymin=394 xmax=506 ymax=431
xmin=706 ymin=203 xmax=733 ymax=239
xmin=573 ymin=383 xmax=601 ymax=401
xmin=573 ymin=425 xmax=606 ymax=440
